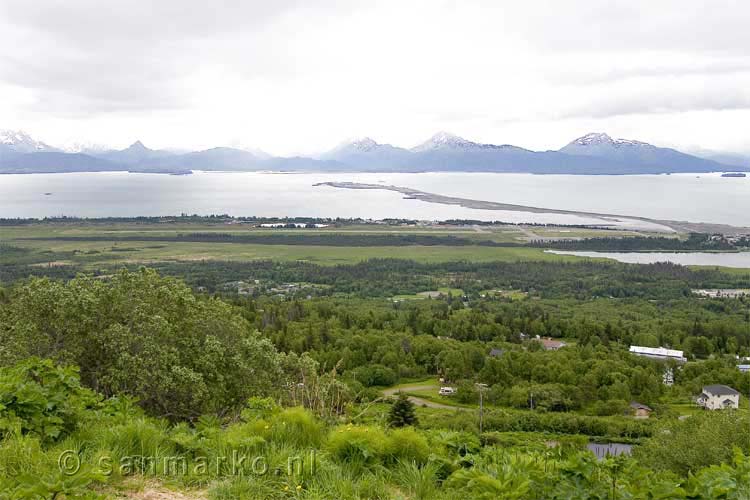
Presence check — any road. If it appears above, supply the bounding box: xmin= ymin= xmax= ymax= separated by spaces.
xmin=382 ymin=384 xmax=468 ymax=410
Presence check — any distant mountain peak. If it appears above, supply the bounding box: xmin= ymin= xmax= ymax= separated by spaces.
xmin=1 ymin=129 xmax=32 ymax=145
xmin=126 ymin=140 xmax=150 ymax=151
xmin=412 ymin=131 xmax=523 ymax=153
xmin=574 ymin=132 xmax=612 ymax=145
xmin=568 ymin=132 xmax=649 ymax=148
xmin=0 ymin=129 xmax=57 ymax=152
xmin=349 ymin=137 xmax=378 ymax=151
xmin=330 ymin=137 xmax=383 ymax=154
xmin=413 ymin=131 xmax=477 ymax=152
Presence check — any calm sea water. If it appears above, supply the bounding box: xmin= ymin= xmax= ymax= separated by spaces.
xmin=546 ymin=250 xmax=750 ymax=268
xmin=0 ymin=171 xmax=748 ymax=228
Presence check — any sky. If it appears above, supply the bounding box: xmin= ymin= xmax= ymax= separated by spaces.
xmin=1 ymin=0 xmax=749 ymax=156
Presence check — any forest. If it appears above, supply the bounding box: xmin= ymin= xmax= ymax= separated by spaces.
xmin=1 ymin=253 xmax=749 ymax=497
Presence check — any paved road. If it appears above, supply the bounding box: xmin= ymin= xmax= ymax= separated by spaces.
xmin=383 ymin=384 xmax=467 ymax=410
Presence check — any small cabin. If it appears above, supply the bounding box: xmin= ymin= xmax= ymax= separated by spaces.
xmin=629 ymin=401 xmax=653 ymax=418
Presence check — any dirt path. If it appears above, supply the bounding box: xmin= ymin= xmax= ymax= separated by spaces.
xmin=383 ymin=384 xmax=467 ymax=410
xmin=115 ymin=481 xmax=207 ymax=500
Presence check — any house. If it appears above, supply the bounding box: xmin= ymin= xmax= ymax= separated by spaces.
xmin=488 ymin=348 xmax=505 ymax=358
xmin=629 ymin=401 xmax=653 ymax=418
xmin=629 ymin=346 xmax=687 ymax=363
xmin=536 ymin=336 xmax=566 ymax=350
xmin=738 ymin=364 xmax=750 ymax=373
xmin=696 ymin=385 xmax=740 ymax=410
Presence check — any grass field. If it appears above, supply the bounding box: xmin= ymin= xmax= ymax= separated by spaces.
xmin=2 ymin=221 xmax=728 ymax=270
xmin=1 ymin=222 xmax=592 ymax=267
xmin=12 ymin=240 xmax=581 ymax=266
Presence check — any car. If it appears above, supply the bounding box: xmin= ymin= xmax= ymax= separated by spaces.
xmin=438 ymin=387 xmax=457 ymax=396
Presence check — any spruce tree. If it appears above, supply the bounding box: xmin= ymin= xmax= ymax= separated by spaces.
xmin=388 ymin=392 xmax=418 ymax=427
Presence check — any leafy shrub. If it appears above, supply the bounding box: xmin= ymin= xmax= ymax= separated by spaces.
xmin=0 ymin=358 xmax=99 ymax=443
xmin=349 ymin=364 xmax=398 ymax=387
xmin=445 ymin=467 xmax=530 ymax=500
xmin=635 ymin=411 xmax=750 ymax=474
xmin=481 ymin=409 xmax=652 ymax=439
xmin=0 ymin=269 xmax=282 ymax=420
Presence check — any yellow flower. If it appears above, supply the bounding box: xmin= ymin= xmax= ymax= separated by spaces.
xmin=264 ymin=425 xmax=270 ymax=430
xmin=284 ymin=486 xmax=289 ymax=491
xmin=296 ymin=485 xmax=302 ymax=490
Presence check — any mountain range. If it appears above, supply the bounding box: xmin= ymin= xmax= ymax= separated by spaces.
xmin=1 ymin=129 xmax=747 ymax=175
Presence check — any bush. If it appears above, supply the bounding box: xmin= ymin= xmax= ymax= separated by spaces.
xmin=0 ymin=358 xmax=99 ymax=443
xmin=385 ymin=427 xmax=430 ymax=465
xmin=0 ymin=270 xmax=282 ymax=420
xmin=268 ymin=407 xmax=324 ymax=448
xmin=326 ymin=425 xmax=388 ymax=465
xmin=349 ymin=364 xmax=398 ymax=387
xmin=481 ymin=409 xmax=652 ymax=439
xmin=635 ymin=411 xmax=750 ymax=475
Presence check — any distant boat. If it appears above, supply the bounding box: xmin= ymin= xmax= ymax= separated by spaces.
xmin=43 ymin=192 xmax=53 ymax=196
xmin=721 ymin=172 xmax=747 ymax=178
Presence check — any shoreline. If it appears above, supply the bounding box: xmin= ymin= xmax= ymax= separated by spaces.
xmin=316 ymin=181 xmax=750 ymax=235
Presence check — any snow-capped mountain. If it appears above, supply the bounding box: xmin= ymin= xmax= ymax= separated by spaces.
xmin=560 ymin=132 xmax=730 ymax=172
xmin=321 ymin=137 xmax=413 ymax=170
xmin=327 ymin=137 xmax=406 ymax=155
xmin=566 ymin=132 xmax=650 ymax=148
xmin=0 ymin=128 xmax=746 ymax=175
xmin=411 ymin=132 xmax=526 ymax=153
xmin=0 ymin=130 xmax=59 ymax=153
xmin=339 ymin=137 xmax=380 ymax=153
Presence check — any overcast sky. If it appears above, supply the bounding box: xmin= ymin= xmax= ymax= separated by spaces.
xmin=1 ymin=0 xmax=749 ymax=155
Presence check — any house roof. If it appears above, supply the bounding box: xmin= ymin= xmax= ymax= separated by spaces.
xmin=630 ymin=401 xmax=652 ymax=411
xmin=629 ymin=345 xmax=686 ymax=361
xmin=540 ymin=338 xmax=566 ymax=349
xmin=488 ymin=348 xmax=504 ymax=357
xmin=703 ymin=384 xmax=740 ymax=397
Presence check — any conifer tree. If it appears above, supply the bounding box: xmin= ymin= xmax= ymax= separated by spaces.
xmin=388 ymin=392 xmax=418 ymax=427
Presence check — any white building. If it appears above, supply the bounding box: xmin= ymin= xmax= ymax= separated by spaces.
xmin=696 ymin=385 xmax=740 ymax=410
xmin=629 ymin=346 xmax=686 ymax=363
xmin=662 ymin=368 xmax=674 ymax=386
xmin=693 ymin=289 xmax=750 ymax=299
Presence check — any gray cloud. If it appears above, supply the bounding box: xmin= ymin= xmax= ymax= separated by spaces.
xmin=0 ymin=0 xmax=347 ymax=113
xmin=1 ymin=0 xmax=750 ymax=154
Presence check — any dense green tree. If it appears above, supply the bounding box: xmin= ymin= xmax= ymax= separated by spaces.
xmin=388 ymin=392 xmax=418 ymax=427
xmin=0 ymin=269 xmax=281 ymax=420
